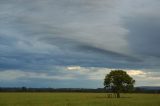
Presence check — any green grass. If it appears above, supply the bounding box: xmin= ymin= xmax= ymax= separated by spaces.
xmin=0 ymin=93 xmax=159 ymax=106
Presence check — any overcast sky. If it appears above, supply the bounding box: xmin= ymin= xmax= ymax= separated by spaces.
xmin=0 ymin=0 xmax=160 ymax=88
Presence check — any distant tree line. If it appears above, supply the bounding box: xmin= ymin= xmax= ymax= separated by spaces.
xmin=134 ymin=87 xmax=160 ymax=94
xmin=0 ymin=87 xmax=159 ymax=93
xmin=0 ymin=87 xmax=105 ymax=93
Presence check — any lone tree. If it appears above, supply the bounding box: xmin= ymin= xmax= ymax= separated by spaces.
xmin=104 ymin=70 xmax=135 ymax=98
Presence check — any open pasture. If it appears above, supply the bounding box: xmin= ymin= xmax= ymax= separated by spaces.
xmin=0 ymin=93 xmax=159 ymax=106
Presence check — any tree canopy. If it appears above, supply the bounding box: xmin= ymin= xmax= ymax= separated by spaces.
xmin=104 ymin=70 xmax=135 ymax=98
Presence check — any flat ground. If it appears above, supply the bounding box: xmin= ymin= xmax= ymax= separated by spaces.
xmin=0 ymin=93 xmax=159 ymax=106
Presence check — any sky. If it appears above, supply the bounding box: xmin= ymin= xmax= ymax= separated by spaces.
xmin=0 ymin=0 xmax=160 ymax=88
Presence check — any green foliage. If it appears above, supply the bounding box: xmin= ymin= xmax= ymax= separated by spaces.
xmin=0 ymin=93 xmax=159 ymax=106
xmin=104 ymin=70 xmax=135 ymax=98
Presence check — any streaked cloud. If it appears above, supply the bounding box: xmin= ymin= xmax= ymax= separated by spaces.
xmin=0 ymin=70 xmax=75 ymax=81
xmin=0 ymin=66 xmax=160 ymax=87
xmin=0 ymin=0 xmax=160 ymax=87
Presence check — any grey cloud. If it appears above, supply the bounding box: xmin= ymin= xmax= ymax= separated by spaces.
xmin=123 ymin=0 xmax=160 ymax=69
xmin=0 ymin=0 xmax=160 ymax=70
xmin=0 ymin=0 xmax=160 ymax=87
xmin=0 ymin=0 xmax=129 ymax=52
xmin=0 ymin=67 xmax=159 ymax=87
xmin=76 ymin=45 xmax=142 ymax=62
xmin=127 ymin=18 xmax=160 ymax=57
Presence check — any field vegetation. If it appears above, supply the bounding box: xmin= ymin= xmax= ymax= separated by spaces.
xmin=0 ymin=93 xmax=159 ymax=106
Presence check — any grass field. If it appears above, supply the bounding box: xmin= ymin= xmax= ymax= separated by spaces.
xmin=0 ymin=93 xmax=159 ymax=106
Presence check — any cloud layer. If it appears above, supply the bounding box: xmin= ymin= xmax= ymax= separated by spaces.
xmin=0 ymin=0 xmax=160 ymax=87
xmin=0 ymin=66 xmax=159 ymax=87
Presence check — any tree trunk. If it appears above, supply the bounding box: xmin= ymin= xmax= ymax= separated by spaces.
xmin=116 ymin=91 xmax=120 ymax=98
